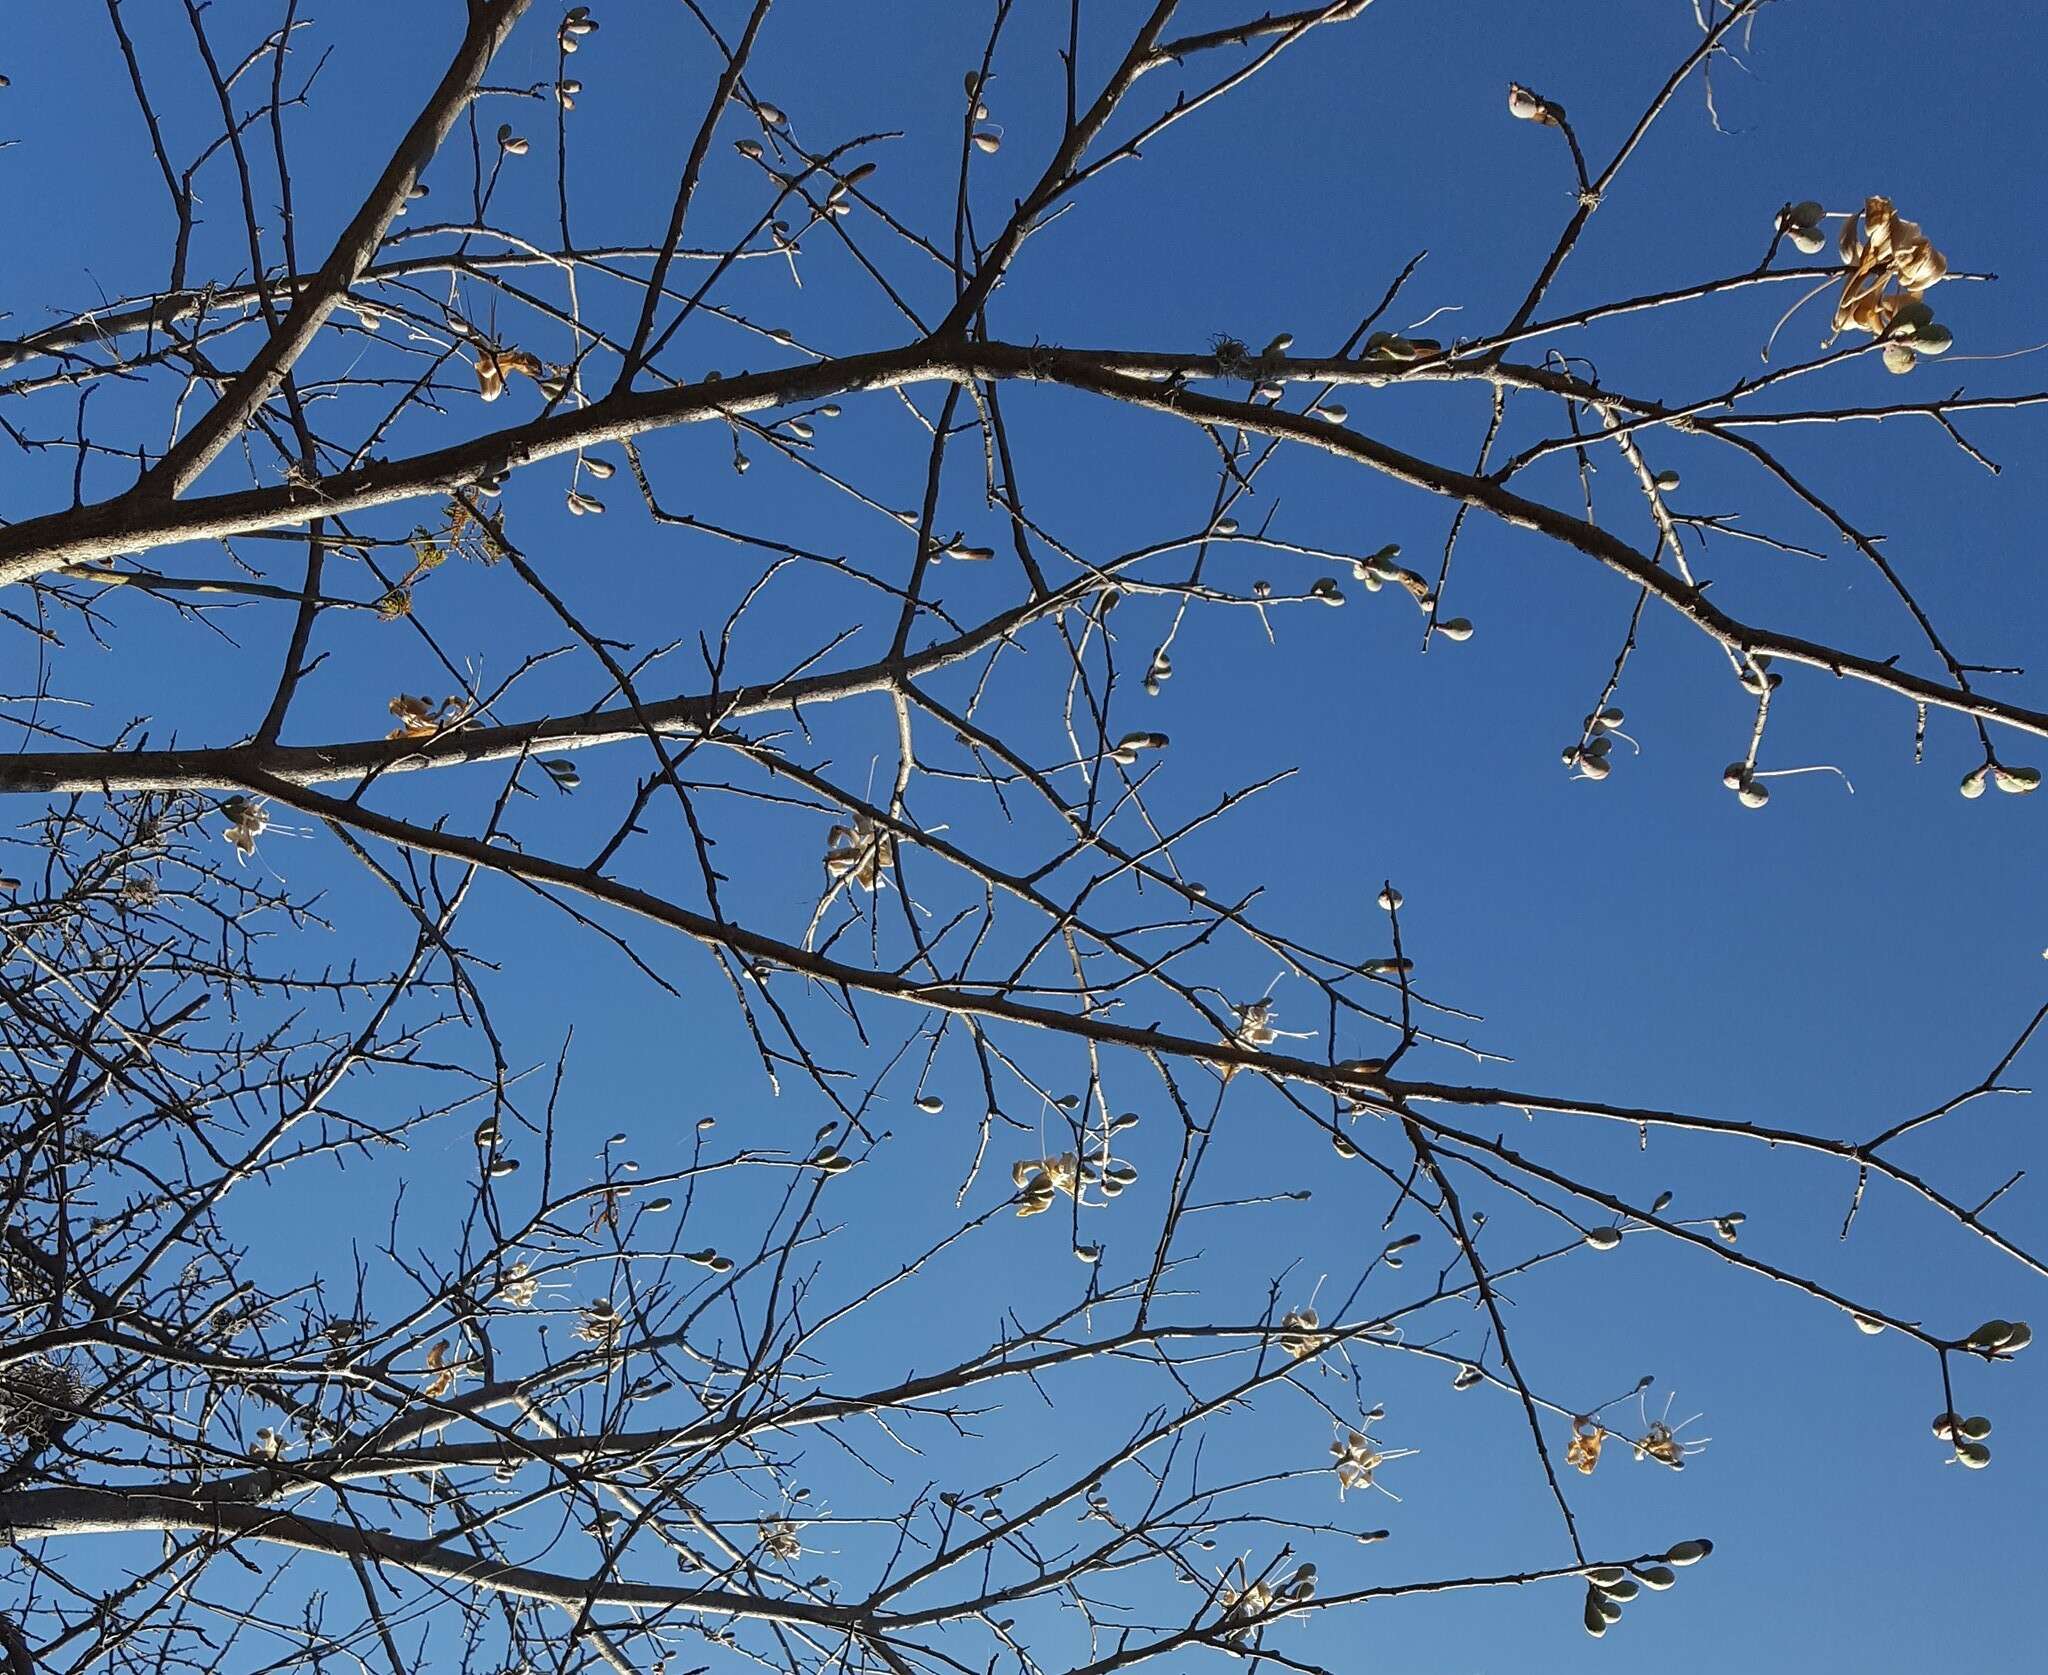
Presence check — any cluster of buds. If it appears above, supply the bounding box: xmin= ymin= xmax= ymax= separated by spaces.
xmin=824 ymin=814 xmax=894 ymax=891
xmin=1109 ymin=729 xmax=1167 ymax=767
xmin=1960 ymin=759 xmax=2041 ymax=799
xmin=1777 ymin=197 xmax=1829 ymax=256
xmin=495 ymin=122 xmax=529 ymax=157
xmin=1350 ymin=544 xmax=1432 ymax=608
xmin=559 ymin=7 xmax=599 ymax=51
xmin=1582 ymin=1543 xmax=1708 ymax=1639
xmin=967 ymin=72 xmax=1000 ymax=152
xmin=1563 ymin=706 xmax=1627 ymax=782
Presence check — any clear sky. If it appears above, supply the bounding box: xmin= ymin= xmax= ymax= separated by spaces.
xmin=5 ymin=2 xmax=2047 ymax=1672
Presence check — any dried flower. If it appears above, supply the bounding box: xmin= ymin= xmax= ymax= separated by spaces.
xmin=760 ymin=1519 xmax=804 ymax=1560
xmin=388 ymin=693 xmax=467 ymax=739
xmin=221 ymin=795 xmax=269 ymax=860
xmin=1013 ymin=1152 xmax=1080 ymax=1217
xmin=1330 ymin=1423 xmax=1411 ymax=1498
xmin=574 ymin=1298 xmax=621 ymax=1345
xmin=422 ymin=1339 xmax=462 ymax=1399
xmin=824 ymin=814 xmax=895 ymax=890
xmin=1832 ymin=196 xmax=1949 ymax=339
xmin=473 ymin=344 xmax=543 ymax=403
xmin=498 ymin=1261 xmax=539 ymax=1308
xmin=1279 ymin=1305 xmax=1332 ymax=1360
xmin=1565 ymin=1415 xmax=1604 ymax=1475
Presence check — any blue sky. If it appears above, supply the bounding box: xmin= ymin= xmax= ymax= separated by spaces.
xmin=5 ymin=2 xmax=2047 ymax=1671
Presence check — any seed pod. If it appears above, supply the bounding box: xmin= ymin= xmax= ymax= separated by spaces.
xmin=1931 ymin=1412 xmax=1962 ymax=1440
xmin=1994 ymin=764 xmax=2041 ymax=794
xmin=644 ymin=1197 xmax=674 ymax=1213
xmin=1786 ymin=199 xmax=1825 ymax=229
xmin=1437 ymin=617 xmax=1474 ymax=642
xmin=489 ymin=1157 xmax=520 ymax=1178
xmin=1319 ymin=403 xmax=1349 ymax=423
xmin=1652 ymin=469 xmax=1681 ymax=491
xmin=1851 ymin=1313 xmax=1885 ymax=1335
xmin=916 ymin=1094 xmax=944 ymax=1114
xmin=1580 ymin=755 xmax=1611 ymax=781
xmin=972 ymin=131 xmax=1001 ymax=153
xmin=1959 ymin=1415 xmax=1993 ymax=1440
xmin=1958 ymin=1440 xmax=1992 ymax=1469
xmin=1634 ymin=1565 xmax=1677 ymax=1591
xmin=1882 ymin=342 xmax=1918 ymax=375
xmin=1790 ymin=226 xmax=1828 ymax=255
xmin=736 ymin=138 xmax=763 ymax=158
xmin=757 ymin=102 xmax=785 ymax=125
xmin=1960 ymin=765 xmax=1989 ymax=799
xmin=1309 ymin=577 xmax=1345 ymax=605
xmin=1453 ymin=1364 xmax=1482 ymax=1390
xmin=1738 ymin=781 xmax=1770 ymax=809
xmin=474 ymin=1119 xmax=501 ymax=1147
xmin=1665 ymin=1539 xmax=1712 ymax=1566
xmin=582 ymin=457 xmax=615 ymax=479
xmin=1585 ymin=1226 xmax=1623 ymax=1251
xmin=1377 ymin=886 xmax=1402 ymax=911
